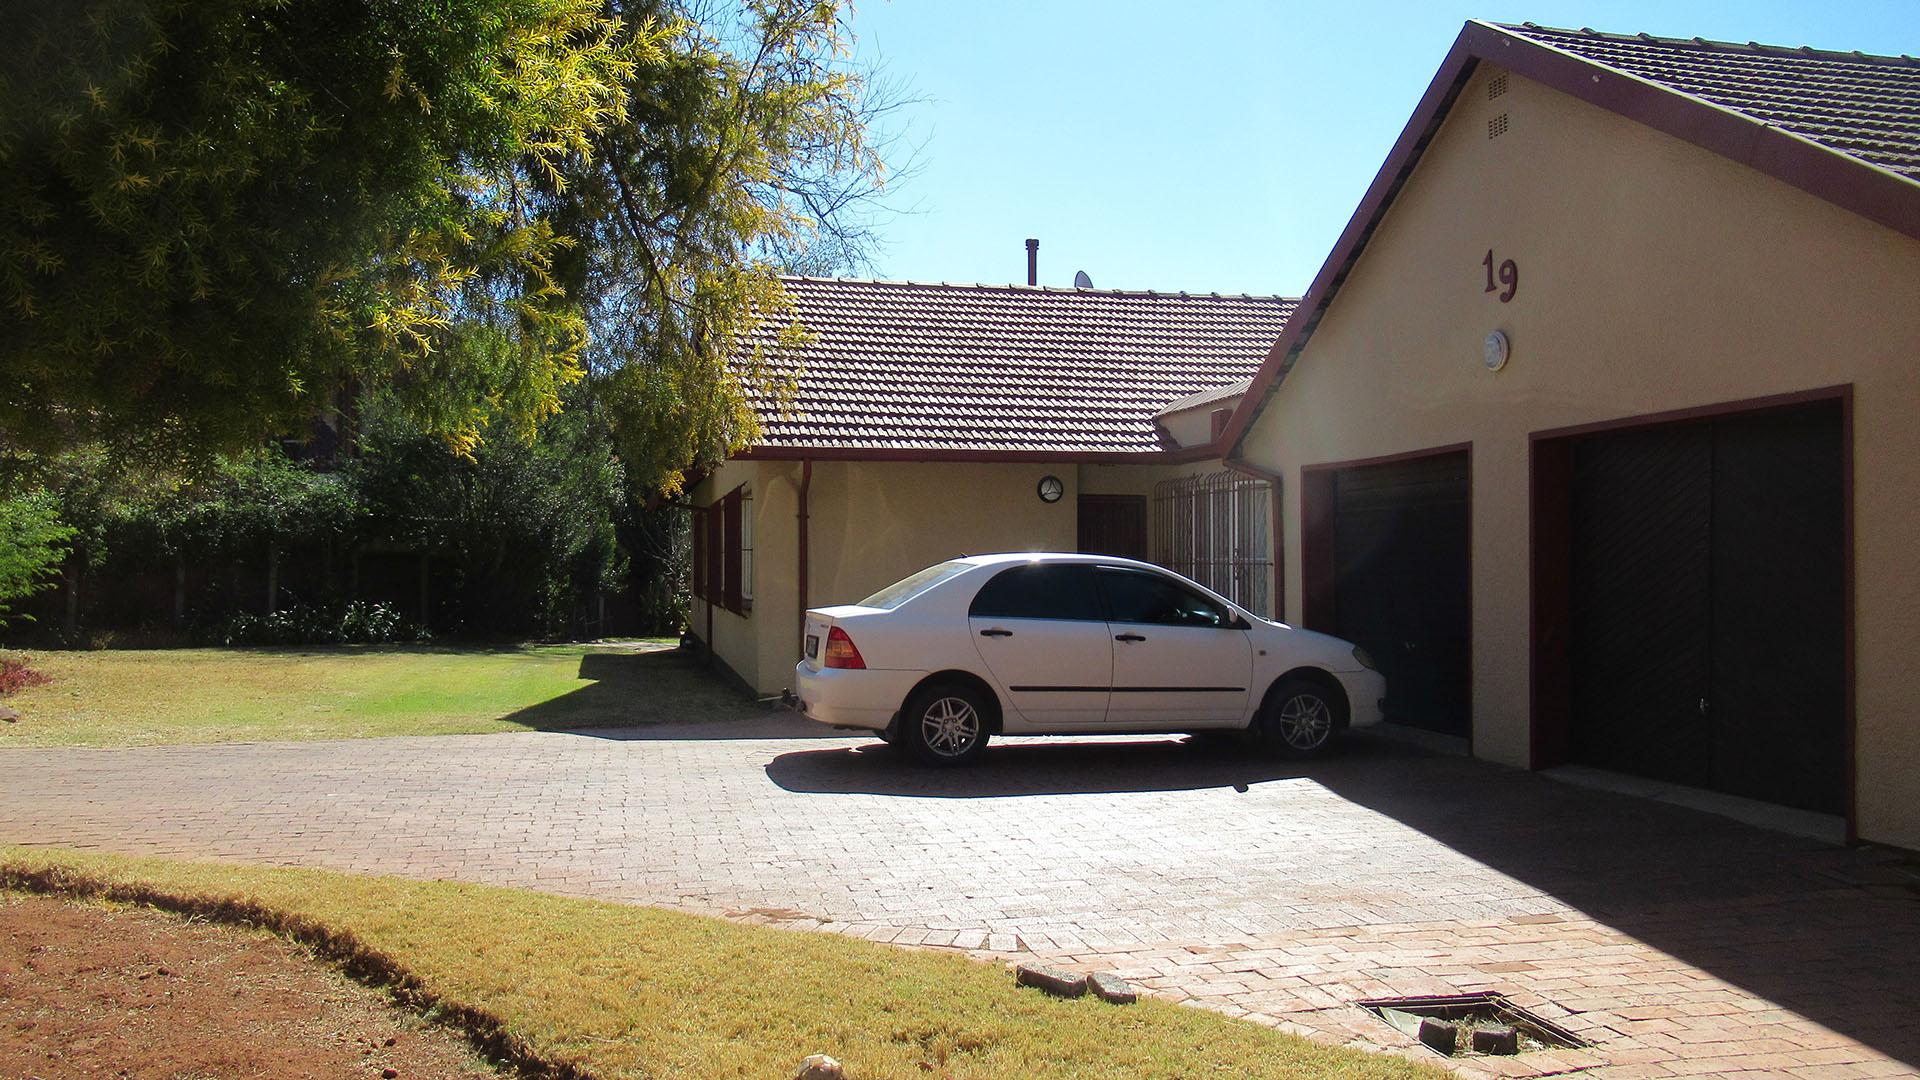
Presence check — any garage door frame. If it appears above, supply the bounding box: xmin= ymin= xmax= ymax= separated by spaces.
xmin=1528 ymin=385 xmax=1855 ymax=839
xmin=1301 ymin=442 xmax=1475 ymax=748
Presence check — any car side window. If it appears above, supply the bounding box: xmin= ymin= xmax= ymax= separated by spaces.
xmin=968 ymin=564 xmax=1105 ymax=621
xmin=1096 ymin=568 xmax=1232 ymax=628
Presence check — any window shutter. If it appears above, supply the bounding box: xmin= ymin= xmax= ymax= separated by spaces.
xmin=722 ymin=488 xmax=743 ymax=612
xmin=706 ymin=505 xmax=723 ymax=607
xmin=698 ymin=503 xmax=714 ymax=595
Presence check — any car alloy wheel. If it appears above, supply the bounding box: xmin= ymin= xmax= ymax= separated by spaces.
xmin=919 ymin=695 xmax=981 ymax=758
xmin=1275 ymin=690 xmax=1333 ymax=751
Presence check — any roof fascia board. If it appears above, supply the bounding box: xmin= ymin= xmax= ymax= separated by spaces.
xmin=1221 ymin=19 xmax=1920 ymax=463
xmin=733 ymin=444 xmax=1225 ymax=465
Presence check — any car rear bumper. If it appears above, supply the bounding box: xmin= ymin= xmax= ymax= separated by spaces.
xmin=793 ymin=662 xmax=921 ymax=732
xmin=1334 ymin=669 xmax=1387 ymax=729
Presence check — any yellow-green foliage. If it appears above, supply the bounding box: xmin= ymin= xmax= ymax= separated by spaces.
xmin=0 ymin=643 xmax=731 ymax=747
xmin=0 ymin=847 xmax=1446 ymax=1080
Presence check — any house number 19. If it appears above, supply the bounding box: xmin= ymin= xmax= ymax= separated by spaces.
xmin=1482 ymin=249 xmax=1518 ymax=302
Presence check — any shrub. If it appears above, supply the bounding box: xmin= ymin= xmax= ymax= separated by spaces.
xmin=0 ymin=653 xmax=51 ymax=696
xmin=219 ymin=602 xmax=429 ymax=647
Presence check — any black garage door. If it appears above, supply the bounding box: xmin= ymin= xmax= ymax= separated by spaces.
xmin=1331 ymin=452 xmax=1471 ymax=736
xmin=1568 ymin=400 xmax=1844 ymax=814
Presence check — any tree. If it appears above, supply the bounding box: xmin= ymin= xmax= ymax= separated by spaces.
xmin=1 ymin=0 xmax=895 ymax=493
xmin=0 ymin=490 xmax=74 ymax=627
xmin=0 ymin=0 xmax=644 ymax=456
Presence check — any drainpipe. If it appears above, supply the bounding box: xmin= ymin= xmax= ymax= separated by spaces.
xmin=797 ymin=459 xmax=812 ymax=644
xmin=1223 ymin=457 xmax=1285 ymax=620
xmin=1025 ymin=238 xmax=1038 ymax=286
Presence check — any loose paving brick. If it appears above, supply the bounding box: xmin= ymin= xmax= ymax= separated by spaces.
xmin=1 ymin=713 xmax=1915 ymax=1078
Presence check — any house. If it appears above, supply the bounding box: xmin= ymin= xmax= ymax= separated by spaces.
xmin=1219 ymin=23 xmax=1920 ymax=846
xmin=689 ymin=277 xmax=1294 ymax=695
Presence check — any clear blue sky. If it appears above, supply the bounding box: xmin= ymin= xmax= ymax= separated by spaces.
xmin=846 ymin=1 xmax=1915 ymax=295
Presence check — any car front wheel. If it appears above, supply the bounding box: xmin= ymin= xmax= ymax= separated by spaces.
xmin=1258 ymin=677 xmax=1344 ymax=758
xmin=901 ymin=682 xmax=992 ymax=766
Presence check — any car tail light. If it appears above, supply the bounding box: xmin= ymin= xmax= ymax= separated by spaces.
xmin=824 ymin=626 xmax=866 ymax=669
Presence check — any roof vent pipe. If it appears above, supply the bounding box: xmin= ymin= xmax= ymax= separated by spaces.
xmin=1025 ymin=238 xmax=1038 ymax=286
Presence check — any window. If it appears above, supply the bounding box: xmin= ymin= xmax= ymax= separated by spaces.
xmin=859 ymin=560 xmax=972 ymax=610
xmin=1096 ymin=567 xmax=1233 ymax=628
xmin=1153 ymin=470 xmax=1273 ymax=617
xmin=694 ymin=485 xmax=752 ymax=616
xmin=968 ymin=563 xmax=1105 ymax=621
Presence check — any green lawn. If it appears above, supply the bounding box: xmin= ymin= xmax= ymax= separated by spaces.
xmin=0 ymin=846 xmax=1445 ymax=1080
xmin=0 ymin=642 xmax=753 ymax=747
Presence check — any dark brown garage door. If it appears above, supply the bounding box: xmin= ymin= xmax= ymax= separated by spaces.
xmin=1567 ymin=400 xmax=1844 ymax=814
xmin=1328 ymin=452 xmax=1471 ymax=736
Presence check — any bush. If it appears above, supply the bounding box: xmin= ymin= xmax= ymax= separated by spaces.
xmin=0 ymin=653 xmax=51 ymax=696
xmin=219 ymin=602 xmax=429 ymax=647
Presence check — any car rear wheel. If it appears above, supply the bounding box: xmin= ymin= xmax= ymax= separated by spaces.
xmin=1258 ymin=676 xmax=1345 ymax=758
xmin=901 ymin=682 xmax=992 ymax=766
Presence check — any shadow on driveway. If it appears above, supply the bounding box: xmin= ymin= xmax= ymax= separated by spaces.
xmin=762 ymin=735 xmax=1430 ymax=796
xmin=770 ymin=731 xmax=1920 ymax=1066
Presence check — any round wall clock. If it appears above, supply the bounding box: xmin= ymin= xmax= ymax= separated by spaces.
xmin=1037 ymin=475 xmax=1065 ymax=503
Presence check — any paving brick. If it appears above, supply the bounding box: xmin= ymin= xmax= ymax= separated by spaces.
xmin=2 ymin=717 xmax=1916 ymax=1078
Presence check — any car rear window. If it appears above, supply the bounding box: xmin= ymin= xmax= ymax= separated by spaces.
xmin=857 ymin=561 xmax=973 ymax=610
xmin=968 ymin=563 xmax=1105 ymax=621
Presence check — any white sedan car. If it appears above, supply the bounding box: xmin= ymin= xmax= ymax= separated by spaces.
xmin=793 ymin=553 xmax=1384 ymax=766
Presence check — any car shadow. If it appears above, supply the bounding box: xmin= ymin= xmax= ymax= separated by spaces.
xmin=763 ymin=734 xmax=1433 ymax=797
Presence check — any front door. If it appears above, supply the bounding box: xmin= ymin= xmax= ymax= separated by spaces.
xmin=1095 ymin=566 xmax=1251 ymax=725
xmin=1078 ymin=495 xmax=1148 ymax=560
xmin=967 ymin=562 xmax=1112 ymax=725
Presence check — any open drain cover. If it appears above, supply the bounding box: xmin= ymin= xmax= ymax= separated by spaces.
xmin=1356 ymin=993 xmax=1587 ymax=1058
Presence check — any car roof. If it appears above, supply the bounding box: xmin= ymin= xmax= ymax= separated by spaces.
xmin=953 ymin=552 xmax=1163 ymax=571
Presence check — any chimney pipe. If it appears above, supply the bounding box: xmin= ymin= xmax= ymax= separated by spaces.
xmin=1025 ymin=238 xmax=1038 ymax=286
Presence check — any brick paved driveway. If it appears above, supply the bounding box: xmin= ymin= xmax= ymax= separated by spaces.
xmin=2 ymin=656 xmax=1915 ymax=1078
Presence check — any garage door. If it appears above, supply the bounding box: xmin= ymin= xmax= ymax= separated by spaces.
xmin=1329 ymin=452 xmax=1471 ymax=736
xmin=1568 ymin=400 xmax=1844 ymax=814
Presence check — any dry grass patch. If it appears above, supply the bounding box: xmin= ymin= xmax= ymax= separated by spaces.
xmin=0 ymin=846 xmax=1445 ymax=1080
xmin=0 ymin=642 xmax=743 ymax=747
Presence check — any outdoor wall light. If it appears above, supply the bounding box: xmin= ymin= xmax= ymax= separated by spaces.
xmin=1483 ymin=329 xmax=1511 ymax=372
xmin=1037 ymin=475 xmax=1064 ymax=503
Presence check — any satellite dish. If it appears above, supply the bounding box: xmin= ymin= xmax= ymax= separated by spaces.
xmin=1073 ymin=270 xmax=1094 ymax=289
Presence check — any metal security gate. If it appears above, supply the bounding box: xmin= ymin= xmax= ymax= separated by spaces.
xmin=1152 ymin=471 xmax=1272 ymax=617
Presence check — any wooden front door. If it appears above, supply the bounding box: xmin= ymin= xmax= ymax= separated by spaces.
xmin=1078 ymin=495 xmax=1148 ymax=561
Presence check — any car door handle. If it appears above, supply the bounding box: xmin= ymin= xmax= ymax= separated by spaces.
xmin=979 ymin=628 xmax=1013 ymax=638
xmin=1114 ymin=633 xmax=1146 ymax=642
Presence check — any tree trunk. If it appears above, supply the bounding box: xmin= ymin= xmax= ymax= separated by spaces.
xmin=173 ymin=556 xmax=186 ymax=626
xmin=417 ymin=552 xmax=430 ymax=628
xmin=266 ymin=545 xmax=280 ymax=614
xmin=63 ymin=564 xmax=79 ymax=640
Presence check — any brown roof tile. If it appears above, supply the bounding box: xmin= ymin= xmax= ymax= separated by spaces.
xmin=737 ymin=278 xmax=1295 ymax=455
xmin=1502 ymin=24 xmax=1920 ymax=182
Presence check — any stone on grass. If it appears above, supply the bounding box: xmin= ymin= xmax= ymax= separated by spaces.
xmin=0 ymin=705 xmax=19 ymax=723
xmin=1088 ymin=972 xmax=1137 ymax=1005
xmin=793 ymin=1053 xmax=844 ymax=1080
xmin=1471 ymin=1024 xmax=1519 ymax=1055
xmin=1014 ymin=963 xmax=1087 ymax=998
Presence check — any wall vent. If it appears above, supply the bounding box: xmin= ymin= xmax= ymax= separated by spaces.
xmin=1488 ymin=112 xmax=1510 ymax=139
xmin=1488 ymin=72 xmax=1509 ymax=100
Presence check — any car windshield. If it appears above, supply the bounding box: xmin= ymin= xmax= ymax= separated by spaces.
xmin=857 ymin=561 xmax=973 ymax=610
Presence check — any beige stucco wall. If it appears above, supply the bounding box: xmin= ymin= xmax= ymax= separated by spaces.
xmin=1155 ymin=395 xmax=1242 ymax=450
xmin=696 ymin=459 xmax=1081 ymax=693
xmin=1238 ymin=65 xmax=1920 ymax=845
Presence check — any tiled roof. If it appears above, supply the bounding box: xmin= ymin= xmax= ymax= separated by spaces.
xmin=737 ymin=278 xmax=1294 ymax=455
xmin=1501 ymin=24 xmax=1920 ymax=182
xmin=1156 ymin=378 xmax=1251 ymax=418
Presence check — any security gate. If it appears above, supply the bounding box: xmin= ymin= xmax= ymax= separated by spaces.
xmin=1152 ymin=470 xmax=1273 ymax=617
